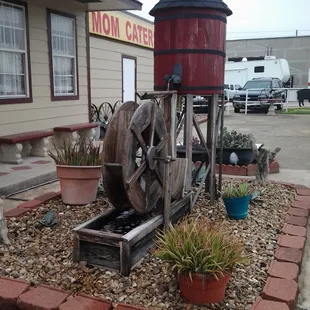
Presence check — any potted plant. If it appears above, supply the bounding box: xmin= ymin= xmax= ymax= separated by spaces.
xmin=217 ymin=127 xmax=256 ymax=166
xmin=155 ymin=216 xmax=247 ymax=304
xmin=48 ymin=138 xmax=102 ymax=205
xmin=221 ymin=183 xmax=251 ymax=220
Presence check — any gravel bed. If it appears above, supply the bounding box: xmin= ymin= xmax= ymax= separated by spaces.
xmin=0 ymin=181 xmax=294 ymax=310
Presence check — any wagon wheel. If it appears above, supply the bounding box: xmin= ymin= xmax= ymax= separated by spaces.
xmin=122 ymin=101 xmax=170 ymax=213
xmin=113 ymin=100 xmax=123 ymax=113
xmin=91 ymin=104 xmax=99 ymax=122
xmin=102 ymin=101 xmax=139 ymax=210
xmin=98 ymin=102 xmax=114 ymax=126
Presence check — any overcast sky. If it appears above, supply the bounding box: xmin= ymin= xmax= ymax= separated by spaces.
xmin=130 ymin=0 xmax=310 ymax=40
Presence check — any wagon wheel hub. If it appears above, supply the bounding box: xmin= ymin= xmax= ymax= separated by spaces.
xmin=146 ymin=146 xmax=158 ymax=171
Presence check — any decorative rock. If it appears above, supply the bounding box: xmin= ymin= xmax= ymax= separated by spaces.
xmin=251 ymin=297 xmax=289 ymax=310
xmin=285 ymin=215 xmax=308 ymax=227
xmin=275 ymin=247 xmax=303 ymax=265
xmin=267 ymin=261 xmax=299 ymax=280
xmin=17 ymin=285 xmax=69 ymax=310
xmin=262 ymin=277 xmax=298 ymax=309
xmin=277 ymin=235 xmax=305 ymax=250
xmin=115 ymin=303 xmax=150 ymax=310
xmin=282 ymin=224 xmax=307 ymax=237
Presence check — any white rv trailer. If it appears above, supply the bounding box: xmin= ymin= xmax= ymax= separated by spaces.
xmin=225 ymin=56 xmax=291 ymax=88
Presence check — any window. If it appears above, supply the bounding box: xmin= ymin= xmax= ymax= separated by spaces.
xmin=0 ymin=0 xmax=31 ymax=102
xmin=254 ymin=66 xmax=265 ymax=73
xmin=230 ymin=84 xmax=234 ymax=90
xmin=48 ymin=10 xmax=78 ymax=100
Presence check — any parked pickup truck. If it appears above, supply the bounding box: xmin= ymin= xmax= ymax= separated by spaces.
xmin=224 ymin=84 xmax=242 ymax=101
xmin=232 ymin=78 xmax=286 ymax=113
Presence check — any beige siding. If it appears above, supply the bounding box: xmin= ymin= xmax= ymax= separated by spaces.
xmin=90 ymin=36 xmax=154 ymax=106
xmin=0 ymin=0 xmax=88 ymax=135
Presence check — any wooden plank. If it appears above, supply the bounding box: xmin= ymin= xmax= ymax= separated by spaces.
xmin=72 ymin=232 xmax=80 ymax=262
xmin=171 ymin=158 xmax=187 ymax=200
xmin=79 ymin=241 xmax=120 ymax=270
xmin=170 ymin=93 xmax=177 ymax=158
xmin=185 ymin=94 xmax=193 ymax=191
xmin=193 ymin=164 xmax=211 ymax=206
xmin=120 ymin=241 xmax=131 ymax=276
xmin=137 ymin=91 xmax=177 ymax=100
xmin=193 ymin=113 xmax=210 ymax=158
xmin=163 ymin=157 xmax=172 ymax=231
xmin=123 ymin=214 xmax=163 ymax=246
xmin=78 ymin=228 xmax=122 ymax=247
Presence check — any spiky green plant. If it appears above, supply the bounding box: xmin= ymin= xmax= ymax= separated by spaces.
xmin=218 ymin=127 xmax=256 ymax=149
xmin=155 ymin=216 xmax=248 ymax=280
xmin=221 ymin=183 xmax=249 ymax=199
xmin=48 ymin=138 xmax=101 ymax=166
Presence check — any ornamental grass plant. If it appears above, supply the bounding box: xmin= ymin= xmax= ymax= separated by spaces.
xmin=221 ymin=182 xmax=249 ymax=199
xmin=48 ymin=138 xmax=101 ymax=166
xmin=155 ymin=216 xmax=248 ymax=280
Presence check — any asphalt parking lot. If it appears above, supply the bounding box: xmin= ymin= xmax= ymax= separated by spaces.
xmin=220 ymin=109 xmax=310 ymax=171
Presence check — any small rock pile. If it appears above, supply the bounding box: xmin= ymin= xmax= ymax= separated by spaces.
xmin=0 ymin=181 xmax=294 ymax=310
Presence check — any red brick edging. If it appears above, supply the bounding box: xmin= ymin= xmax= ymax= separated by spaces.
xmin=250 ymin=183 xmax=310 ymax=310
xmin=2 ymin=182 xmax=310 ymax=310
xmin=215 ymin=160 xmax=280 ymax=176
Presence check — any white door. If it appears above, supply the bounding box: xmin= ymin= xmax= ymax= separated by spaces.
xmin=122 ymin=57 xmax=136 ymax=102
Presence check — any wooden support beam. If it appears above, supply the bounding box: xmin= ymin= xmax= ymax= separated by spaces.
xmin=185 ymin=94 xmax=193 ymax=191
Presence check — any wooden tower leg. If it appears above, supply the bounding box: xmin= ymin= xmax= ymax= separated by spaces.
xmin=206 ymin=95 xmax=218 ymax=205
xmin=185 ymin=94 xmax=193 ymax=191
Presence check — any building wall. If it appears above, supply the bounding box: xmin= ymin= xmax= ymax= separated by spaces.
xmin=90 ymin=37 xmax=154 ymax=106
xmin=226 ymin=36 xmax=310 ymax=88
xmin=0 ymin=0 xmax=88 ymax=136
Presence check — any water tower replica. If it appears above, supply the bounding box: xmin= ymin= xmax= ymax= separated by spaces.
xmin=73 ymin=0 xmax=232 ymax=276
xmin=149 ymin=0 xmax=233 ymax=204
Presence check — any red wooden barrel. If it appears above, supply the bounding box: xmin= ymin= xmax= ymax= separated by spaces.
xmin=150 ymin=1 xmax=232 ymax=96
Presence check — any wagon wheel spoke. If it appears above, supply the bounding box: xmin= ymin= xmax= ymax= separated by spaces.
xmin=126 ymin=161 xmax=146 ymax=189
xmin=149 ymin=104 xmax=157 ymax=147
xmin=156 ymin=133 xmax=169 ymax=152
xmin=145 ymin=169 xmax=152 ymax=206
xmin=131 ymin=124 xmax=148 ymax=155
xmin=154 ymin=167 xmax=163 ymax=186
xmin=99 ymin=102 xmax=114 ymax=123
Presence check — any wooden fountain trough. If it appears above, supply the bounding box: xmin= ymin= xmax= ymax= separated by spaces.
xmin=73 ymin=194 xmax=191 ymax=276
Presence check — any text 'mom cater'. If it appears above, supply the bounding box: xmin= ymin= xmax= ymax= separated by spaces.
xmin=90 ymin=11 xmax=154 ymax=49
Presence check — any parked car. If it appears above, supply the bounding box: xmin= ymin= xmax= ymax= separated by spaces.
xmin=232 ymin=77 xmax=286 ymax=113
xmin=224 ymin=84 xmax=242 ymax=101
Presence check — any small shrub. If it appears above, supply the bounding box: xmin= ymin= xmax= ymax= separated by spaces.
xmin=218 ymin=127 xmax=256 ymax=149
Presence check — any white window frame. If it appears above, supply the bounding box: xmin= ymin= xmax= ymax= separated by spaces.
xmin=49 ymin=11 xmax=78 ymax=99
xmin=0 ymin=0 xmax=30 ymax=100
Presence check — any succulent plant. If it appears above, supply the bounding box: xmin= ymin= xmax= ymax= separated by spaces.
xmin=269 ymin=147 xmax=281 ymax=163
xmin=218 ymin=127 xmax=256 ymax=149
xmin=191 ymin=136 xmax=201 ymax=148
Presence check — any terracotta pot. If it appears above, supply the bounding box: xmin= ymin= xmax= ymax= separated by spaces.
xmin=178 ymin=272 xmax=231 ymax=305
xmin=56 ymin=165 xmax=102 ymax=205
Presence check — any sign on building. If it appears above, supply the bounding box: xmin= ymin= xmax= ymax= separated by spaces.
xmin=89 ymin=11 xmax=154 ymax=49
